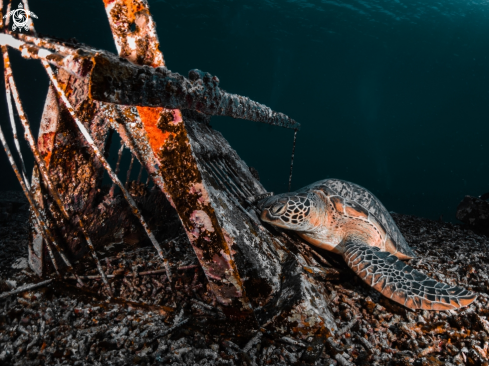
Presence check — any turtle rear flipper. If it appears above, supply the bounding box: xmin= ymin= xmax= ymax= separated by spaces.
xmin=341 ymin=237 xmax=476 ymax=310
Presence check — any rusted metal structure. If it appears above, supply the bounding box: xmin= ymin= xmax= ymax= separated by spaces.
xmin=0 ymin=0 xmax=337 ymax=341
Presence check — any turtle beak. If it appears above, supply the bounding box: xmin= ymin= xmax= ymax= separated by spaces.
xmin=260 ymin=201 xmax=288 ymax=226
xmin=260 ymin=209 xmax=272 ymax=223
xmin=260 ymin=209 xmax=282 ymax=227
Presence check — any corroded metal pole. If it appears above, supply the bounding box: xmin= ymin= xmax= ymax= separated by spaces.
xmin=103 ymin=0 xmax=255 ymax=316
xmin=3 ymin=51 xmax=28 ymax=186
xmin=0 ymin=33 xmax=300 ymax=130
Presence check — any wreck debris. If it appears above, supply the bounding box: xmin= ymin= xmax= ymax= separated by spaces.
xmin=0 ymin=33 xmax=301 ymax=130
xmin=2 ymin=13 xmax=112 ymax=293
xmin=98 ymin=0 xmax=336 ymax=338
xmin=110 ymin=143 xmax=125 ymax=198
xmin=0 ymin=0 xmax=339 ymax=353
xmin=3 ymin=48 xmax=28 ymax=186
xmin=0 ymin=279 xmax=52 ymax=300
xmin=43 ymin=61 xmax=172 ymax=282
xmin=0 ymin=114 xmax=68 ymax=279
xmin=104 ymin=0 xmax=164 ymax=67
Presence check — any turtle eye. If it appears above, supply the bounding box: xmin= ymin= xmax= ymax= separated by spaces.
xmin=270 ymin=203 xmax=287 ymax=216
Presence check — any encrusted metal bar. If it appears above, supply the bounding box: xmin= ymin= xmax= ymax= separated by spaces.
xmin=126 ymin=154 xmax=135 ymax=186
xmin=137 ymin=164 xmax=143 ymax=183
xmin=102 ymin=0 xmax=255 ymax=318
xmin=103 ymin=0 xmax=164 ymax=67
xmin=4 ymin=50 xmax=70 ymax=218
xmin=220 ymin=159 xmax=255 ymax=198
xmin=110 ymin=144 xmax=124 ymax=197
xmin=0 ymin=279 xmax=53 ymax=300
xmin=4 ymin=45 xmax=109 ymax=291
xmin=0 ymin=1 xmax=4 ymax=29
xmin=5 ymin=1 xmax=110 ymax=293
xmin=43 ymin=62 xmax=172 ymax=282
xmin=3 ymin=49 xmax=85 ymax=278
xmin=2 ymin=2 xmax=9 ymax=29
xmin=0 ymin=117 xmax=63 ymax=278
xmin=3 ymin=47 xmax=28 ymax=187
xmin=90 ymin=62 xmax=301 ymax=130
xmin=0 ymin=33 xmax=300 ymax=130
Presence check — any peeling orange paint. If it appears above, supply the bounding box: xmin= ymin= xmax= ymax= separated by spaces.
xmin=38 ymin=131 xmax=56 ymax=167
xmin=136 ymin=106 xmax=172 ymax=152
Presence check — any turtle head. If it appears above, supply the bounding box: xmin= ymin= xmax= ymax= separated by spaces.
xmin=259 ymin=193 xmax=315 ymax=231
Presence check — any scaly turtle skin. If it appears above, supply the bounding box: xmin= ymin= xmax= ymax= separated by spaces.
xmin=259 ymin=178 xmax=476 ymax=310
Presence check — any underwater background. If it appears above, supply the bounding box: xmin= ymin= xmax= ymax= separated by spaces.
xmin=1 ymin=0 xmax=489 ymax=222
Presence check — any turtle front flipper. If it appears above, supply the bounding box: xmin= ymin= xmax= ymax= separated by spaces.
xmin=340 ymin=237 xmax=476 ymax=310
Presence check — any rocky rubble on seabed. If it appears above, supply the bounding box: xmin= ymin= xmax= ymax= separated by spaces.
xmin=1 ymin=191 xmax=489 ymax=366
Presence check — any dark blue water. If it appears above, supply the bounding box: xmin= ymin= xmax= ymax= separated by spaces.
xmin=1 ymin=0 xmax=489 ymax=222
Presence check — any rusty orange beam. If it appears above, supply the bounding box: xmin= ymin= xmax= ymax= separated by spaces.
xmin=103 ymin=0 xmax=255 ymax=314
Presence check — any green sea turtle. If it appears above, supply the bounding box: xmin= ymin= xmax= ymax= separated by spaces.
xmin=259 ymin=178 xmax=476 ymax=310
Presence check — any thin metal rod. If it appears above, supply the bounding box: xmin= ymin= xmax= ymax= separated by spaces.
xmin=3 ymin=52 xmax=105 ymax=291
xmin=202 ymin=161 xmax=260 ymax=225
xmin=5 ymin=54 xmax=89 ymax=284
xmin=220 ymin=159 xmax=254 ymax=198
xmin=75 ymin=214 xmax=112 ymax=295
xmin=4 ymin=50 xmax=70 ymax=219
xmin=2 ymin=52 xmax=59 ymax=277
xmin=68 ymin=265 xmax=198 ymax=280
xmin=2 ymin=3 xmax=27 ymax=186
xmin=0 ymin=279 xmax=53 ymax=300
xmin=3 ymin=80 xmax=88 ymax=284
xmin=137 ymin=164 xmax=143 ymax=183
xmin=43 ymin=62 xmax=172 ymax=282
xmin=126 ymin=154 xmax=134 ymax=186
xmin=6 ymin=1 xmax=111 ymax=293
xmin=3 ymin=60 xmax=28 ymax=187
xmin=288 ymin=129 xmax=298 ymax=192
xmin=3 ymin=3 xmax=10 ymax=28
xmin=2 ymin=1 xmax=68 ymax=279
xmin=1 ymin=21 xmax=66 ymax=279
xmin=208 ymin=160 xmax=247 ymax=202
xmin=110 ymin=143 xmax=124 ymax=197
xmin=0 ymin=115 xmax=63 ymax=278
xmin=115 ymin=117 xmax=161 ymax=191
xmin=215 ymin=160 xmax=253 ymax=201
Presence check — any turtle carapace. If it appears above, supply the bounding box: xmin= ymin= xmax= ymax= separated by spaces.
xmin=259 ymin=178 xmax=476 ymax=310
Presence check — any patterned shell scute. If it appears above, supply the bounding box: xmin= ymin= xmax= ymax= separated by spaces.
xmin=308 ymin=178 xmax=413 ymax=257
